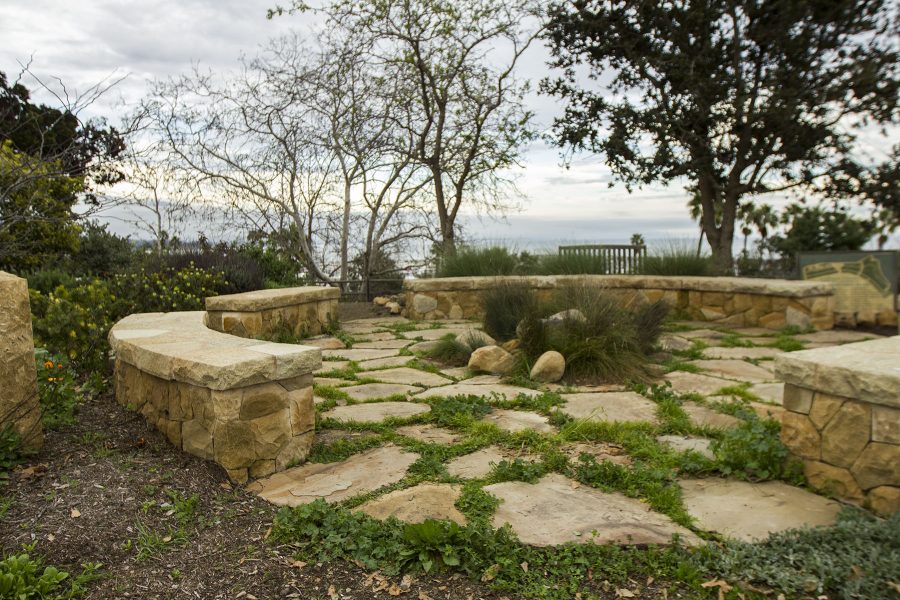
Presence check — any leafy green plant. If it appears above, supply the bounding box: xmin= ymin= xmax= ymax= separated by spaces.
xmin=0 ymin=549 xmax=100 ymax=599
xmin=35 ymin=353 xmax=79 ymax=429
xmin=488 ymin=459 xmax=547 ymax=483
xmin=429 ymin=395 xmax=493 ymax=427
xmin=697 ymin=508 xmax=900 ymax=599
xmin=401 ymin=520 xmax=464 ymax=573
xmin=480 ymin=281 xmax=539 ymax=341
xmin=711 ymin=414 xmax=801 ymax=481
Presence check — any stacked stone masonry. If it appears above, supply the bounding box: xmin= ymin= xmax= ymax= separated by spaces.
xmin=405 ymin=275 xmax=835 ymax=330
xmin=109 ymin=311 xmax=321 ymax=483
xmin=205 ymin=286 xmax=340 ymax=339
xmin=775 ymin=337 xmax=900 ymax=515
xmin=0 ymin=271 xmax=43 ymax=450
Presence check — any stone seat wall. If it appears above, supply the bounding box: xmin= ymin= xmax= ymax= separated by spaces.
xmin=775 ymin=336 xmax=900 ymax=514
xmin=109 ymin=311 xmax=321 ymax=483
xmin=205 ymin=286 xmax=339 ymax=339
xmin=404 ymin=275 xmax=835 ymax=330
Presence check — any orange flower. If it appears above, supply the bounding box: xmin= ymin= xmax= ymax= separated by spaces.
xmin=43 ymin=360 xmax=53 ymax=369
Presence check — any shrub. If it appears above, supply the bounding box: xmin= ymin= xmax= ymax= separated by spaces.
xmin=30 ymin=265 xmax=228 ymax=374
xmin=24 ymin=269 xmax=77 ymax=295
xmin=436 ymin=246 xmax=520 ymax=277
xmin=516 ymin=284 xmax=670 ymax=383
xmin=68 ymin=221 xmax=135 ymax=276
xmin=480 ymin=282 xmax=539 ymax=342
xmin=697 ymin=508 xmax=900 ymax=600
xmin=711 ymin=413 xmax=802 ymax=481
xmin=159 ymin=245 xmax=265 ymax=293
xmin=0 ymin=550 xmax=99 ymax=599
xmin=640 ymin=240 xmax=712 ymax=276
xmin=535 ymin=253 xmax=607 ymax=275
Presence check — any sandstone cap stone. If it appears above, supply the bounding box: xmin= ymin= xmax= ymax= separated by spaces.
xmin=205 ymin=286 xmax=339 ymax=311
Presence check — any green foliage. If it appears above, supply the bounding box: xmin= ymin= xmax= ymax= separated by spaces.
xmin=401 ymin=520 xmax=464 ymax=573
xmin=67 ymin=221 xmax=135 ymax=276
xmin=35 ymin=353 xmax=79 ymax=429
xmin=436 ymin=246 xmax=520 ymax=277
xmin=0 ymin=549 xmax=99 ymax=599
xmin=29 ymin=265 xmax=228 ymax=374
xmin=698 ymin=508 xmax=900 ymax=600
xmin=480 ymin=281 xmax=539 ymax=341
xmin=488 ymin=459 xmax=547 ymax=484
xmin=766 ymin=202 xmax=874 ymax=264
xmin=426 ymin=335 xmax=475 ymax=366
xmin=0 ymin=426 xmax=23 ymax=482
xmin=711 ymin=414 xmax=801 ymax=482
xmin=639 ymin=241 xmax=713 ymax=276
xmin=769 ymin=335 xmax=805 ymax=352
xmin=516 ymin=284 xmax=669 ymax=383
xmin=429 ymin=395 xmax=493 ymax=427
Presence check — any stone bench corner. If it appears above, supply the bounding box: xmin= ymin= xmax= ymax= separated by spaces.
xmin=205 ymin=285 xmax=340 ymax=339
xmin=109 ymin=306 xmax=322 ymax=484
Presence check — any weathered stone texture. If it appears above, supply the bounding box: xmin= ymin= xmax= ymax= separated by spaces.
xmin=206 ymin=286 xmax=339 ymax=340
xmin=402 ymin=275 xmax=834 ymax=329
xmin=775 ymin=337 xmax=900 ymax=514
xmin=0 ymin=272 xmax=43 ymax=450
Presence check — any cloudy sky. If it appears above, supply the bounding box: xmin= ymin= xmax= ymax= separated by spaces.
xmin=1 ymin=0 xmax=893 ymax=250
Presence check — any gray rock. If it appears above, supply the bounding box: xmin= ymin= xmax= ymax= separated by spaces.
xmin=530 ymin=351 xmax=565 ymax=382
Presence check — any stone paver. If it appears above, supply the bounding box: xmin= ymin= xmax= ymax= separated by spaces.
xmin=482 ymin=409 xmax=555 ymax=434
xmin=315 ymin=360 xmax=350 ymax=375
xmin=731 ymin=327 xmax=775 ymax=337
xmin=353 ymin=339 xmax=413 ymax=350
xmin=357 ymin=367 xmax=452 ymax=388
xmin=440 ymin=367 xmax=472 ymax=379
xmin=749 ymin=401 xmax=785 ymax=421
xmin=408 ymin=340 xmax=441 ymax=353
xmin=395 ymin=424 xmax=461 ymax=445
xmin=560 ymin=392 xmax=659 ymax=425
xmin=352 ymin=331 xmax=398 ymax=342
xmin=748 ymin=382 xmax=784 ymax=404
xmin=659 ymin=334 xmax=694 ymax=352
xmin=415 ymin=383 xmax=541 ymax=401
xmin=303 ymin=336 xmax=346 ymax=350
xmin=682 ymin=402 xmax=741 ymax=429
xmin=664 ymin=371 xmax=733 ymax=396
xmin=323 ymin=400 xmax=430 ymax=423
xmin=315 ymin=377 xmax=354 ymax=387
xmin=402 ymin=328 xmax=494 ymax=344
xmin=248 ymin=445 xmax=418 ymax=506
xmin=679 ymin=478 xmax=841 ymax=542
xmin=703 ymin=346 xmax=784 ymax=360
xmin=340 ymin=383 xmax=422 ymax=402
xmin=657 ymin=435 xmax=714 ymax=460
xmin=322 ymin=348 xmax=401 ymax=362
xmin=485 ymin=474 xmax=701 ymax=546
xmin=688 ymin=359 xmax=775 ymax=383
xmin=357 ymin=483 xmax=466 ymax=525
xmin=561 ymin=442 xmax=631 ymax=466
xmin=356 ymin=355 xmax=415 ymax=370
xmin=446 ymin=446 xmax=507 ymax=478
xmin=794 ymin=330 xmax=882 ymax=344
xmin=678 ymin=329 xmax=725 ymax=340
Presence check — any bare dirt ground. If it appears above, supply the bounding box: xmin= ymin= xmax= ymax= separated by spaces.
xmin=0 ymin=392 xmax=509 ymax=600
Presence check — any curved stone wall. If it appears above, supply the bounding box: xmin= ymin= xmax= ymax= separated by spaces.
xmin=405 ymin=275 xmax=835 ymax=330
xmin=109 ymin=311 xmax=321 ymax=483
xmin=205 ymin=286 xmax=339 ymax=339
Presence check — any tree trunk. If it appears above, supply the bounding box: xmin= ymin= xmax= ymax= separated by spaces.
xmin=432 ymin=167 xmax=456 ymax=257
xmin=340 ymin=179 xmax=351 ymax=292
xmin=709 ymin=227 xmax=735 ymax=274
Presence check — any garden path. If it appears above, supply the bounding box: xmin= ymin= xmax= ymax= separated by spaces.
xmin=251 ymin=317 xmax=883 ymax=546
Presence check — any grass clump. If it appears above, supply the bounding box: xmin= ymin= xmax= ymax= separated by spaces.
xmin=426 ymin=332 xmax=489 ymax=366
xmin=639 ymin=240 xmax=713 ymax=276
xmin=436 ymin=246 xmax=520 ymax=277
xmin=513 ymin=284 xmax=670 ymax=383
xmin=480 ymin=282 xmax=539 ymax=341
xmin=697 ymin=508 xmax=900 ymax=599
xmin=534 ymin=253 xmax=607 ymax=275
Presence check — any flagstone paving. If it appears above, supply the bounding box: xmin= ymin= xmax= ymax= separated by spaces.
xmin=246 ymin=316 xmax=883 ymax=548
xmin=485 ymin=474 xmax=702 ymax=547
xmin=482 ymin=409 xmax=555 ymax=434
xmin=356 ymin=367 xmax=452 ymax=387
xmin=679 ymin=478 xmax=841 ymax=542
xmin=560 ymin=392 xmax=659 ymax=425
xmin=357 ymin=483 xmax=467 ymax=525
xmin=322 ymin=400 xmax=430 ymax=422
xmin=338 ymin=383 xmax=423 ymax=402
xmin=249 ymin=445 xmax=418 ymax=506
xmin=687 ymin=359 xmax=776 ymax=383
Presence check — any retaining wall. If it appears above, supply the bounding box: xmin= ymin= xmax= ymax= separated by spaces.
xmin=205 ymin=286 xmax=339 ymax=339
xmin=404 ymin=275 xmax=835 ymax=330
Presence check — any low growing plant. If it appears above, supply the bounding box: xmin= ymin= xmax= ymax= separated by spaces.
xmin=711 ymin=414 xmax=802 ymax=482
xmin=0 ymin=548 xmax=100 ymax=599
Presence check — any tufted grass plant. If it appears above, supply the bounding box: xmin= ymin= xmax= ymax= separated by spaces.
xmin=640 ymin=240 xmax=713 ymax=276
xmin=480 ymin=281 xmax=540 ymax=342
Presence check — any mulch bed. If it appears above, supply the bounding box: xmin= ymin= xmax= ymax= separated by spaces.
xmin=0 ymin=392 xmax=508 ymax=599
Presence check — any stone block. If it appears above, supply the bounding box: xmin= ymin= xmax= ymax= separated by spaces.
xmin=851 ymin=442 xmax=900 ymax=490
xmin=225 ymin=468 xmax=248 ymax=484
xmin=412 ymin=293 xmax=438 ymax=315
xmin=275 ymin=432 xmax=314 ymax=471
xmin=250 ymin=459 xmax=276 ymax=479
xmin=288 ymin=387 xmax=315 ymax=435
xmin=821 ymin=401 xmax=871 ymax=468
xmin=211 ymin=389 xmax=243 ymax=421
xmin=0 ymin=273 xmax=44 ymax=451
xmin=781 ymin=412 xmax=821 ymax=460
xmin=182 ymin=419 xmax=214 ymax=460
xmin=785 ymin=306 xmax=811 ymax=329
xmin=240 ymin=383 xmax=288 ymax=420
xmin=758 ymin=312 xmax=786 ymax=329
xmin=169 ymin=382 xmax=199 ymax=421
xmin=808 ymin=392 xmax=844 ymax=429
xmin=803 ymin=461 xmax=864 ymax=503
xmin=872 ymin=405 xmax=900 ymax=444
xmin=867 ymin=486 xmax=900 ymax=516
xmin=702 ymin=292 xmax=726 ymax=307
xmin=214 ymin=421 xmax=257 ymax=469
xmin=250 ymin=409 xmax=291 ymax=458
xmin=783 ymin=384 xmax=814 ymax=414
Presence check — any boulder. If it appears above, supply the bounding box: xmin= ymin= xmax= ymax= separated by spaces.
xmin=448 ymin=304 xmax=464 ymax=319
xmin=530 ymin=351 xmax=565 ymax=383
xmin=501 ymin=339 xmax=521 ymax=352
xmin=385 ymin=301 xmax=402 ymax=315
xmin=412 ymin=293 xmax=438 ymax=315
xmin=468 ymin=345 xmax=516 ymax=375
xmin=373 ymin=296 xmax=390 ymax=306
